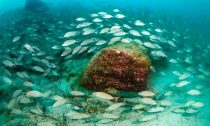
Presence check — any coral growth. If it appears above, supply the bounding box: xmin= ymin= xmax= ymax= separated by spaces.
xmin=81 ymin=43 xmax=150 ymax=91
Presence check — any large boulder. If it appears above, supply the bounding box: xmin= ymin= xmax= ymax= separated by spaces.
xmin=81 ymin=43 xmax=151 ymax=91
xmin=25 ymin=0 xmax=48 ymax=11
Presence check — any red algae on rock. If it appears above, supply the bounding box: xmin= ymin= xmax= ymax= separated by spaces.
xmin=81 ymin=43 xmax=151 ymax=91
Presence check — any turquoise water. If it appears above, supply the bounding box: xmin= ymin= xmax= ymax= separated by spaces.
xmin=0 ymin=0 xmax=210 ymax=126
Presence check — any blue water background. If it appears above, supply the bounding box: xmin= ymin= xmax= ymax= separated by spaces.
xmin=0 ymin=0 xmax=210 ymax=34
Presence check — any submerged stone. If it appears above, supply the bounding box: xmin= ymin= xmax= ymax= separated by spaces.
xmin=25 ymin=0 xmax=48 ymax=11
xmin=81 ymin=43 xmax=150 ymax=91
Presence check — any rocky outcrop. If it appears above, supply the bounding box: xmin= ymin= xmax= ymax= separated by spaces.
xmin=81 ymin=43 xmax=151 ymax=91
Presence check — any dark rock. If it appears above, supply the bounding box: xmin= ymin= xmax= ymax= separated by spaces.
xmin=25 ymin=0 xmax=48 ymax=11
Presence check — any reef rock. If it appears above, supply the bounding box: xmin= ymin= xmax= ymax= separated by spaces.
xmin=81 ymin=43 xmax=150 ymax=91
xmin=25 ymin=0 xmax=48 ymax=11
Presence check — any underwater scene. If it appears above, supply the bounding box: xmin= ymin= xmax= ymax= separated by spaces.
xmin=0 ymin=0 xmax=210 ymax=125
